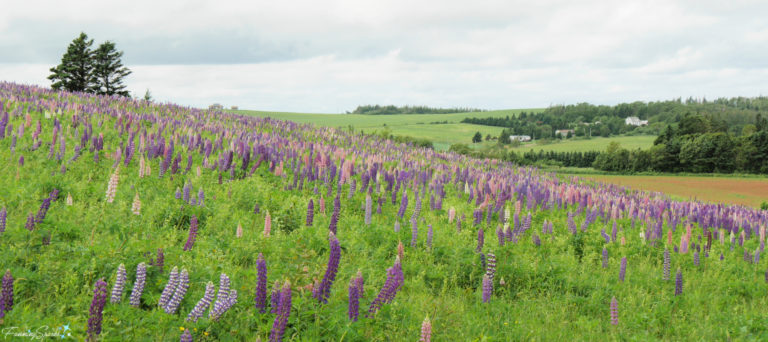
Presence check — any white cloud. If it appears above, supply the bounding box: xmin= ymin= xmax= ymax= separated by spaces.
xmin=1 ymin=0 xmax=767 ymax=112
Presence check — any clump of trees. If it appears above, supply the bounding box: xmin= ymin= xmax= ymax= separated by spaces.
xmin=48 ymin=32 xmax=132 ymax=97
xmin=351 ymin=105 xmax=485 ymax=115
xmin=594 ymin=113 xmax=768 ymax=174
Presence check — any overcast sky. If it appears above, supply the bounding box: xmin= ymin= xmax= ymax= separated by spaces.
xmin=1 ymin=0 xmax=767 ymax=113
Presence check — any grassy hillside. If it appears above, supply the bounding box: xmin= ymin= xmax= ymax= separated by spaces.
xmin=3 ymin=83 xmax=768 ymax=341
xmin=232 ymin=109 xmax=538 ymax=149
xmin=512 ymin=135 xmax=656 ymax=153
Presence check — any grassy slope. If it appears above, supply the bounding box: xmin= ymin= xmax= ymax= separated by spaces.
xmin=512 ymin=135 xmax=656 ymax=153
xmin=232 ymin=109 xmax=537 ymax=149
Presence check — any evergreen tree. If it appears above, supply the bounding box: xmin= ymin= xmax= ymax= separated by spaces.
xmin=91 ymin=41 xmax=132 ymax=96
xmin=48 ymin=32 xmax=95 ymax=92
xmin=472 ymin=132 xmax=482 ymax=143
xmin=143 ymin=89 xmax=153 ymax=102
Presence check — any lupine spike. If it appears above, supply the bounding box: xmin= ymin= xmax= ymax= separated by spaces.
xmin=313 ymin=232 xmax=341 ymax=303
xmin=184 ymin=215 xmax=199 ymax=251
xmin=610 ymin=297 xmax=618 ymax=325
xmin=602 ymin=247 xmax=609 ymax=268
xmin=255 ymin=253 xmax=268 ymax=313
xmin=269 ymin=280 xmax=292 ymax=342
xmin=130 ymin=263 xmax=147 ymax=307
xmin=180 ymin=330 xmax=193 ymax=342
xmin=159 ymin=267 xmax=180 ymax=309
xmin=264 ymin=210 xmax=272 ymax=237
xmin=87 ymin=279 xmax=108 ymax=341
xmin=663 ymin=248 xmax=671 ymax=281
xmin=675 ymin=268 xmax=683 ymax=296
xmin=187 ymin=282 xmax=215 ymax=322
xmin=110 ymin=263 xmax=127 ymax=304
xmin=419 ymin=316 xmax=432 ymax=342
xmin=482 ymin=274 xmax=492 ymax=303
xmin=619 ymin=257 xmax=627 ymax=282
xmin=165 ymin=269 xmax=190 ymax=314
xmin=2 ymin=270 xmax=13 ymax=311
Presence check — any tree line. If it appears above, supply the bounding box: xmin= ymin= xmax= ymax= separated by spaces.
xmin=462 ymin=97 xmax=768 ymax=140
xmin=48 ymin=32 xmax=132 ymax=97
xmin=593 ymin=113 xmax=768 ymax=173
xmin=350 ymin=105 xmax=485 ymax=115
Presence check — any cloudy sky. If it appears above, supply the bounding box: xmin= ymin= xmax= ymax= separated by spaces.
xmin=1 ymin=0 xmax=767 ymax=113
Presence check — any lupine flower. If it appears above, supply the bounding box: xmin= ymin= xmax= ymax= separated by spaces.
xmin=187 ymin=282 xmax=215 ymax=322
xmin=110 ymin=264 xmax=127 ymax=303
xmin=165 ymin=269 xmax=190 ymax=314
xmin=364 ymin=195 xmax=372 ymax=225
xmin=482 ymin=274 xmax=492 ymax=303
xmin=66 ymin=193 xmax=73 ymax=206
xmin=255 ymin=253 xmax=268 ymax=313
xmin=619 ymin=257 xmax=627 ymax=282
xmin=394 ymin=220 xmax=400 ymax=233
xmin=25 ymin=213 xmax=35 ymax=231
xmin=476 ymin=227 xmax=484 ymax=252
xmin=602 ymin=248 xmax=609 ymax=268
xmin=0 ymin=207 xmax=6 ymax=234
xmin=663 ymin=248 xmax=671 ymax=281
xmin=348 ymin=278 xmax=360 ymax=321
xmin=367 ymin=257 xmax=404 ymax=316
xmin=130 ymin=262 xmax=147 ymax=307
xmin=87 ymin=279 xmax=108 ymax=341
xmin=610 ymin=297 xmax=618 ymax=325
xmin=675 ymin=269 xmax=683 ymax=296
xmin=397 ymin=192 xmax=408 ymax=219
xmin=497 ymin=226 xmax=505 ymax=247
xmin=264 ymin=211 xmax=272 ymax=237
xmin=269 ymin=280 xmax=292 ymax=342
xmin=159 ymin=267 xmax=180 ymax=309
xmin=211 ymin=273 xmax=231 ymax=318
xmin=410 ymin=219 xmax=418 ymax=247
xmin=486 ymin=252 xmax=496 ymax=280
xmin=329 ymin=196 xmax=340 ymax=234
xmin=532 ymin=234 xmax=541 ymax=246
xmin=397 ymin=240 xmax=404 ymax=261
xmin=105 ymin=166 xmax=120 ymax=203
xmin=270 ymin=281 xmax=281 ymax=314
xmin=2 ymin=270 xmax=13 ymax=311
xmin=156 ymin=248 xmax=165 ymax=273
xmin=448 ymin=207 xmax=456 ymax=223
xmin=694 ymin=251 xmax=700 ymax=266
xmin=426 ymin=225 xmax=433 ymax=249
xmin=419 ymin=316 xmax=432 ymax=342
xmin=210 ymin=288 xmax=237 ymax=321
xmin=184 ymin=215 xmax=199 ymax=251
xmin=313 ymin=232 xmax=341 ymax=303
xmin=180 ymin=330 xmax=192 ymax=342
xmin=306 ymin=199 xmax=314 ymax=226
xmin=175 ymin=188 xmax=182 ymax=199
xmin=236 ymin=222 xmax=243 ymax=238
xmin=132 ymin=193 xmax=141 ymax=215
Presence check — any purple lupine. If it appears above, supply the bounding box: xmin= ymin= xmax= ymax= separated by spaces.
xmin=306 ymin=199 xmax=314 ymax=226
xmin=694 ymin=251 xmax=700 ymax=266
xmin=184 ymin=215 xmax=199 ymax=251
xmin=2 ymin=270 xmax=13 ymax=311
xmin=663 ymin=248 xmax=671 ymax=281
xmin=211 ymin=273 xmax=231 ymax=318
xmin=269 ymin=280 xmax=292 ymax=342
xmin=619 ymin=257 xmax=627 ymax=282
xmin=348 ymin=278 xmax=360 ymax=322
xmin=482 ymin=274 xmax=492 ymax=303
xmin=486 ymin=252 xmax=496 ymax=280
xmin=675 ymin=269 xmax=683 ymax=296
xmin=367 ymin=257 xmax=404 ymax=316
xmin=187 ymin=281 xmax=215 ymax=322
xmin=610 ymin=297 xmax=618 ymax=325
xmin=159 ymin=267 xmax=180 ymax=309
xmin=426 ymin=225 xmax=433 ymax=249
xmin=532 ymin=234 xmax=541 ymax=246
xmin=175 ymin=188 xmax=182 ymax=199
xmin=313 ymin=232 xmax=341 ymax=303
xmin=270 ymin=281 xmax=281 ymax=314
xmin=197 ymin=189 xmax=205 ymax=206
xmin=25 ymin=213 xmax=35 ymax=231
xmin=397 ymin=191 xmax=408 ymax=219
xmin=410 ymin=219 xmax=418 ymax=247
xmin=329 ymin=196 xmax=340 ymax=234
xmin=165 ymin=269 xmax=190 ymax=314
xmin=156 ymin=248 xmax=165 ymax=273
xmin=419 ymin=316 xmax=432 ymax=342
xmin=110 ymin=264 xmax=127 ymax=303
xmin=130 ymin=263 xmax=147 ymax=307
xmin=394 ymin=221 xmax=400 ymax=233
xmin=0 ymin=207 xmax=6 ymax=234
xmin=180 ymin=330 xmax=192 ymax=342
xmin=497 ymin=226 xmax=505 ymax=247
xmin=87 ymin=278 xmax=108 ymax=341
xmin=255 ymin=253 xmax=268 ymax=313
xmin=183 ymin=183 xmax=192 ymax=203
xmin=602 ymin=248 xmax=609 ymax=268
xmin=476 ymin=227 xmax=484 ymax=252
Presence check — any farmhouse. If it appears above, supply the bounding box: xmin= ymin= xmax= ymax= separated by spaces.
xmin=209 ymin=103 xmax=223 ymax=110
xmin=555 ymin=129 xmax=574 ymax=136
xmin=509 ymin=135 xmax=532 ymax=142
xmin=625 ymin=116 xmax=649 ymax=126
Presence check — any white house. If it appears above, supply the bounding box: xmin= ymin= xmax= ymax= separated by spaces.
xmin=625 ymin=117 xmax=649 ymax=126
xmin=509 ymin=135 xmax=532 ymax=142
xmin=555 ymin=129 xmax=574 ymax=136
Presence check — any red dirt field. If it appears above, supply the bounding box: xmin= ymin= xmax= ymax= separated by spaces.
xmin=579 ymin=174 xmax=768 ymax=208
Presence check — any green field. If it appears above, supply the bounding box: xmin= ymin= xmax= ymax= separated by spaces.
xmin=512 ymin=135 xmax=656 ymax=153
xmin=232 ymin=109 xmax=538 ymax=150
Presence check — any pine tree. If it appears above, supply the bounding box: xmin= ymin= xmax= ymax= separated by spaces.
xmin=48 ymin=32 xmax=95 ymax=92
xmin=91 ymin=41 xmax=132 ymax=97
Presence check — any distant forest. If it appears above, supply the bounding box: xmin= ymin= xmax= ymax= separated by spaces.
xmin=463 ymin=97 xmax=768 ymax=140
xmin=350 ymin=105 xmax=485 ymax=115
